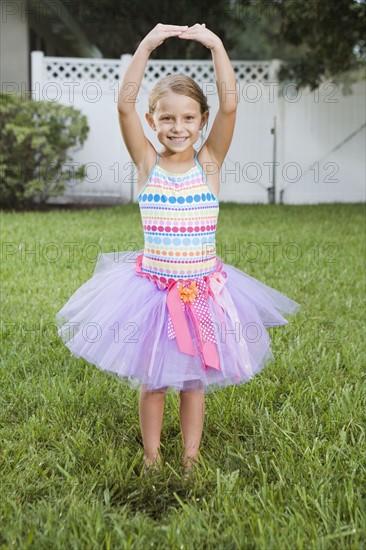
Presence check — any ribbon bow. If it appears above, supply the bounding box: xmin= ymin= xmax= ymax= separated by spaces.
xmin=166 ymin=275 xmax=224 ymax=371
xmin=134 ymin=254 xmax=228 ymax=372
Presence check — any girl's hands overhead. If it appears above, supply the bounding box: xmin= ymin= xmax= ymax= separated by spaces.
xmin=140 ymin=23 xmax=189 ymax=53
xmin=178 ymin=23 xmax=222 ymax=50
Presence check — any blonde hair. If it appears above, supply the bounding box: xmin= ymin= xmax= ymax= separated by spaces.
xmin=148 ymin=74 xmax=210 ymax=119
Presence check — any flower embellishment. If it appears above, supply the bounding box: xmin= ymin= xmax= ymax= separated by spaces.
xmin=178 ymin=281 xmax=199 ymax=303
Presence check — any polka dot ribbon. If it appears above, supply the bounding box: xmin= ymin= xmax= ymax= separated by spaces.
xmin=166 ymin=276 xmax=223 ymax=371
xmin=134 ymin=253 xmax=227 ymax=371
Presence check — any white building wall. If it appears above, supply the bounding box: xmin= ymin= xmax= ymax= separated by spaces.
xmin=1 ymin=0 xmax=30 ymax=93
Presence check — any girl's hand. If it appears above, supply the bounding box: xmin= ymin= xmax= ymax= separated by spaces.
xmin=139 ymin=23 xmax=189 ymax=53
xmin=178 ymin=23 xmax=222 ymax=50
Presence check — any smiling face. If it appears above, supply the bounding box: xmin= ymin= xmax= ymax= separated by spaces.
xmin=146 ymin=91 xmax=208 ymax=154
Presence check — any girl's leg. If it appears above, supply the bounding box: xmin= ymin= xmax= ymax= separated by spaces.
xmin=179 ymin=390 xmax=205 ymax=470
xmin=138 ymin=385 xmax=167 ymax=466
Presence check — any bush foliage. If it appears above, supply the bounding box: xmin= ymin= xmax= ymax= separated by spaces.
xmin=0 ymin=93 xmax=89 ymax=209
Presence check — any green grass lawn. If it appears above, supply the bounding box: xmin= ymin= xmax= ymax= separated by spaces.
xmin=1 ymin=203 xmax=365 ymax=549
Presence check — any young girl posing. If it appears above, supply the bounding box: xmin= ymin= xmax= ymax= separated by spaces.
xmin=56 ymin=23 xmax=300 ymax=478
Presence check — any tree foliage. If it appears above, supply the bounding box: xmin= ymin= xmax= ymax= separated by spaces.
xmin=271 ymin=0 xmax=366 ymax=89
xmin=73 ymin=0 xmax=238 ymax=59
xmin=72 ymin=0 xmax=365 ymax=90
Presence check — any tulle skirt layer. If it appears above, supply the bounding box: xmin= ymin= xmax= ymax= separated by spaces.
xmin=55 ymin=249 xmax=301 ymax=394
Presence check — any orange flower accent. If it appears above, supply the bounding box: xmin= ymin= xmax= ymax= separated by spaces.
xmin=178 ymin=281 xmax=199 ymax=303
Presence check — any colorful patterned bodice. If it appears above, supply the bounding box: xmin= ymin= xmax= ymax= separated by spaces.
xmin=137 ymin=150 xmax=220 ymax=284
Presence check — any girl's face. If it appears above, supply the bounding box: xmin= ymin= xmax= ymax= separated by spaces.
xmin=146 ymin=91 xmax=208 ymax=153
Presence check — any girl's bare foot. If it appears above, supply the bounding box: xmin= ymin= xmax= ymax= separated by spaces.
xmin=143 ymin=453 xmax=162 ymax=475
xmin=182 ymin=456 xmax=199 ymax=481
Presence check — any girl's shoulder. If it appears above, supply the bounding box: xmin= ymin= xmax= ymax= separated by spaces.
xmin=196 ymin=145 xmax=223 ymax=173
xmin=136 ymin=142 xmax=158 ymax=194
xmin=141 ymin=140 xmax=159 ymax=169
xmin=196 ymin=145 xmax=221 ymax=199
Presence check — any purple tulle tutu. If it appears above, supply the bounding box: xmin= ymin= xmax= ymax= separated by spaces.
xmin=55 ymin=249 xmax=301 ymax=394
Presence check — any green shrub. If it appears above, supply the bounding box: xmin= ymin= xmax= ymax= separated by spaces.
xmin=0 ymin=92 xmax=89 ymax=209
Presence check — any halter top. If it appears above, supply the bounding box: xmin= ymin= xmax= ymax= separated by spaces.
xmin=137 ymin=150 xmax=220 ymax=284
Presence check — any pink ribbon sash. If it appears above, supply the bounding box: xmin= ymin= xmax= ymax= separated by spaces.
xmin=134 ymin=254 xmax=228 ymax=372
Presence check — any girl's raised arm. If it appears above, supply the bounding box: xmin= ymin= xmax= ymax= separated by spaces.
xmin=179 ymin=25 xmax=238 ymax=168
xmin=117 ymin=24 xmax=188 ymax=167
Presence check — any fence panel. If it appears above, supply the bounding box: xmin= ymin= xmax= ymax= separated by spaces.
xmin=31 ymin=51 xmax=365 ymax=204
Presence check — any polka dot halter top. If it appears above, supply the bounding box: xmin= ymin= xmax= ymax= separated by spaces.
xmin=137 ymin=149 xmax=220 ymax=284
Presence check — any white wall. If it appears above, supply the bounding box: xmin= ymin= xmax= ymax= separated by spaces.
xmin=1 ymin=0 xmax=30 ymax=93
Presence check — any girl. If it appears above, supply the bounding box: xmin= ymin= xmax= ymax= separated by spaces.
xmin=56 ymin=23 xmax=300 ymax=478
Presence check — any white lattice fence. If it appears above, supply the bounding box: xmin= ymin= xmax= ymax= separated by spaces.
xmin=42 ymin=55 xmax=273 ymax=86
xmin=43 ymin=58 xmax=121 ymax=85
xmin=31 ymin=52 xmax=366 ymax=204
xmin=143 ymin=59 xmax=273 ymax=84
xmin=31 ymin=52 xmax=279 ymax=204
